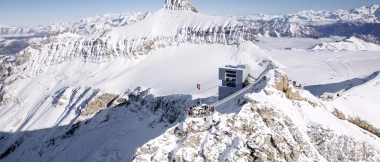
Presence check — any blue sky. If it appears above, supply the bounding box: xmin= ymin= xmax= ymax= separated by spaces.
xmin=0 ymin=0 xmax=378 ymax=26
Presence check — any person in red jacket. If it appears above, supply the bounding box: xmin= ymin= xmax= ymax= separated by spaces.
xmin=211 ymin=106 xmax=215 ymax=113
xmin=188 ymin=107 xmax=194 ymax=116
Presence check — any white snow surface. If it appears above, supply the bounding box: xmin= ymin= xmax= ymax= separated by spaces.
xmin=311 ymin=37 xmax=380 ymax=51
xmin=331 ymin=73 xmax=380 ymax=128
xmin=47 ymin=11 xmax=150 ymax=36
xmin=0 ymin=42 xmax=270 ymax=129
xmin=256 ymin=36 xmax=343 ymax=51
xmin=108 ymin=8 xmax=240 ymax=39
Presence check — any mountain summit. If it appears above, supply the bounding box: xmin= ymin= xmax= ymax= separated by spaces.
xmin=164 ymin=0 xmax=199 ymax=13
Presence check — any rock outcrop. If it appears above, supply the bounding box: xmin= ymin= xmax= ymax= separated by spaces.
xmin=164 ymin=0 xmax=199 ymax=13
xmin=332 ymin=108 xmax=380 ymax=138
xmin=274 ymin=72 xmax=303 ymax=101
xmin=133 ymin=108 xmax=323 ymax=162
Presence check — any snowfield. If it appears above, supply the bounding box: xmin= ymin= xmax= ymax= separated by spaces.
xmin=1 ymin=0 xmax=380 ymax=161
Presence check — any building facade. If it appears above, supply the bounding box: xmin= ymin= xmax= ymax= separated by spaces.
xmin=218 ymin=64 xmax=251 ymax=99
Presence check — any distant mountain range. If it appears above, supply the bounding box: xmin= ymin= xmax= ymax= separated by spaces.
xmin=0 ymin=25 xmax=48 ymax=38
xmin=1 ymin=4 xmax=379 ymax=39
xmin=0 ymin=4 xmax=379 ymax=55
xmin=232 ymin=4 xmax=380 ymax=25
xmin=231 ymin=4 xmax=380 ymax=39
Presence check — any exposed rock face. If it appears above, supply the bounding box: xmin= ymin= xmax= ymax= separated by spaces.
xmin=164 ymin=0 xmax=199 ymax=13
xmin=332 ymin=109 xmax=346 ymax=120
xmin=331 ymin=109 xmax=380 ymax=139
xmin=275 ymin=73 xmax=289 ymax=92
xmin=308 ymin=124 xmax=380 ymax=161
xmin=275 ymin=71 xmax=380 ymax=145
xmin=353 ymin=33 xmax=380 ymax=45
xmin=15 ymin=4 xmax=253 ymax=66
xmin=81 ymin=93 xmax=118 ymax=116
xmin=0 ymin=50 xmax=31 ymax=105
xmin=0 ymin=86 xmax=194 ymax=161
xmin=274 ymin=72 xmax=302 ymax=101
xmin=0 ymin=39 xmax=30 ymax=55
xmin=133 ymin=107 xmax=323 ymax=162
xmin=239 ymin=21 xmax=325 ymax=38
xmin=133 ymin=69 xmax=380 ymax=162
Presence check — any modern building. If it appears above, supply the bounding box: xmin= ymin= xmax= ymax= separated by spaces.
xmin=218 ymin=64 xmax=251 ymax=99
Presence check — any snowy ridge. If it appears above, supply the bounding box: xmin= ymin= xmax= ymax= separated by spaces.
xmin=0 ymin=25 xmax=32 ymax=35
xmin=46 ymin=12 xmax=151 ymax=37
xmin=23 ymin=8 xmax=255 ymax=64
xmin=311 ymin=36 xmax=380 ymax=51
xmin=231 ymin=4 xmax=380 ymax=25
xmin=249 ymin=22 xmax=324 ymax=38
xmin=0 ymin=25 xmax=48 ymax=37
xmin=133 ymin=69 xmax=380 ymax=161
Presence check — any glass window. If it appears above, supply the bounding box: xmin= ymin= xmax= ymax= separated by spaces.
xmin=225 ymin=70 xmax=236 ymax=74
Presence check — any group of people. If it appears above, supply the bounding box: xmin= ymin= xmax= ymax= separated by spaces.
xmin=188 ymin=102 xmax=215 ymax=117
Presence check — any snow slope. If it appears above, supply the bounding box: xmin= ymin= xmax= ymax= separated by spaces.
xmin=0 ymin=1 xmax=275 ymax=161
xmin=133 ymin=69 xmax=380 ymax=161
xmin=47 ymin=12 xmax=151 ymax=37
xmin=311 ymin=36 xmax=380 ymax=51
xmin=25 ymin=7 xmax=255 ymax=65
xmin=256 ymin=36 xmax=343 ymax=51
xmin=331 ymin=72 xmax=380 ymax=130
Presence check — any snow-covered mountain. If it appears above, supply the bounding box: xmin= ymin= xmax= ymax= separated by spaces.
xmin=229 ymin=4 xmax=380 ymax=38
xmin=18 ymin=3 xmax=256 ymax=65
xmin=311 ymin=36 xmax=380 ymax=51
xmin=46 ymin=12 xmax=152 ymax=37
xmin=0 ymin=12 xmax=150 ymax=55
xmin=232 ymin=4 xmax=380 ymax=26
xmin=242 ymin=21 xmax=325 ymax=38
xmin=1 ymin=0 xmax=380 ymax=162
xmin=0 ymin=38 xmax=33 ymax=55
xmin=0 ymin=25 xmax=48 ymax=37
xmin=0 ymin=0 xmax=274 ymax=161
xmin=133 ymin=70 xmax=380 ymax=161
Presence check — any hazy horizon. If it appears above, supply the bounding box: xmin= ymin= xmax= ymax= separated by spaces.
xmin=0 ymin=0 xmax=379 ymax=26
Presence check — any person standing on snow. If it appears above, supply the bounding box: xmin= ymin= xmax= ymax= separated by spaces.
xmin=188 ymin=107 xmax=194 ymax=116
